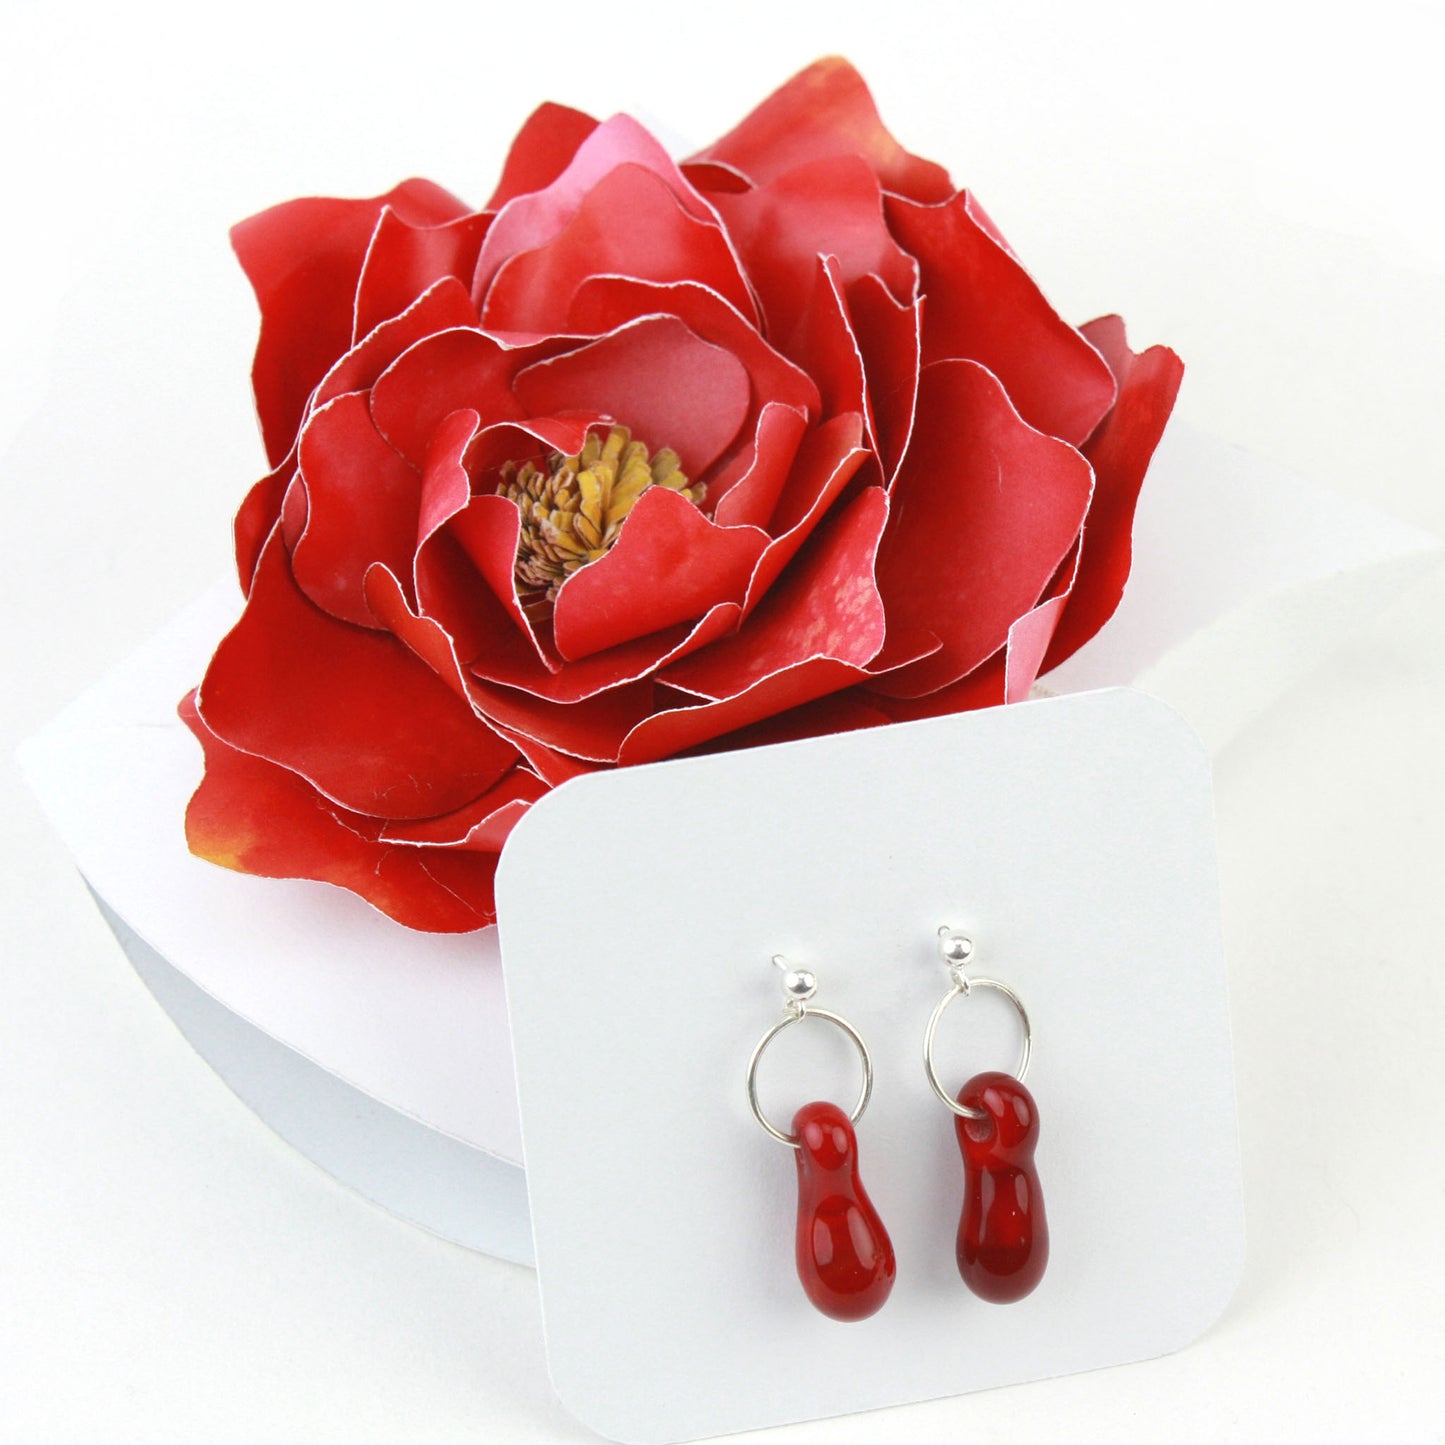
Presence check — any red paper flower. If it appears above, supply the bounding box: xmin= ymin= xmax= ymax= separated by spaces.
xmin=182 ymin=57 xmax=1183 ymax=932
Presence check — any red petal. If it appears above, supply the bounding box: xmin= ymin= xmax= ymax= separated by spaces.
xmin=742 ymin=412 xmax=870 ymax=612
xmin=871 ymin=360 xmax=1095 ymax=698
xmin=564 ymin=275 xmax=820 ymax=427
xmin=353 ymin=210 xmax=491 ymax=343
xmin=551 ymin=484 xmax=768 ymax=660
xmin=289 ymin=392 xmax=421 ymax=628
xmin=664 ymin=484 xmax=889 ymax=701
xmin=280 ymin=472 xmax=308 ymax=551
xmin=491 ymin=725 xmax=596 ymax=788
xmin=712 ymin=403 xmax=809 ymax=529
xmin=406 ymin=412 xmax=561 ymax=674
xmin=1041 ymin=315 xmax=1184 ymax=672
xmin=197 ymin=528 xmax=517 ymax=819
xmin=234 ymin=450 xmax=294 ymax=593
xmin=471 ymin=602 xmax=740 ymax=702
xmin=376 ymin=766 xmax=549 ymax=850
xmin=464 ymin=672 xmax=656 ymax=764
xmin=512 ymin=315 xmax=750 ymax=478
xmin=483 ymin=163 xmax=755 ymax=333
xmin=707 ymin=155 xmax=916 ymax=345
xmin=788 ymin=259 xmax=873 ymax=450
xmin=313 ymin=278 xmax=480 ymax=416
xmin=687 ymin=57 xmax=952 ymax=204
xmin=679 ymin=160 xmax=751 ymax=195
xmin=233 ymin=179 xmax=469 ymax=466
xmin=437 ymin=492 xmax=552 ymax=669
xmin=865 ymin=652 xmax=1008 ymax=720
xmin=686 ymin=690 xmax=893 ymax=753
xmin=363 ymin=560 xmax=482 ymax=702
xmin=617 ymin=657 xmax=873 ymax=766
xmin=487 ymin=102 xmax=601 ymax=209
xmin=847 ymin=274 xmax=921 ymax=484
xmin=410 ymin=413 xmax=600 ymax=676
xmin=180 ymin=691 xmax=497 ymax=932
xmin=885 ymin=191 xmax=1117 ymax=445
xmin=563 ymin=273 xmax=820 ymax=518
xmin=367 ymin=327 xmax=523 ymax=469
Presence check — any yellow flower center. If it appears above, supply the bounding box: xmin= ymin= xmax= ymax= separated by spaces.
xmin=501 ymin=425 xmax=703 ymax=599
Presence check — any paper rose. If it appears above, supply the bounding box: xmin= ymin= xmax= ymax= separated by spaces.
xmin=181 ymin=56 xmax=1183 ymax=932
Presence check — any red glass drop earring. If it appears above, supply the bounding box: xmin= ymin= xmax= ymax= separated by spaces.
xmin=746 ymin=956 xmax=896 ymax=1322
xmin=924 ymin=927 xmax=1048 ymax=1303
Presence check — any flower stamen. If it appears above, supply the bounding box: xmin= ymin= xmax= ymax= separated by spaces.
xmin=501 ymin=426 xmax=703 ymax=599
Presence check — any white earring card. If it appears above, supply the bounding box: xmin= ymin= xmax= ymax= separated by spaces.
xmin=496 ymin=688 xmax=1244 ymax=1443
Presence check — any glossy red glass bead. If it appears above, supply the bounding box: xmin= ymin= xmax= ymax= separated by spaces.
xmin=954 ymin=1070 xmax=1048 ymax=1303
xmin=791 ymin=1100 xmax=896 ymax=1321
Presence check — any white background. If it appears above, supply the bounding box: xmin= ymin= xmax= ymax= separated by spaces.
xmin=3 ymin=2 xmax=1442 ymax=1441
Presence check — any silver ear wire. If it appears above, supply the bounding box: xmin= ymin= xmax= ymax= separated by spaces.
xmin=924 ymin=926 xmax=1031 ymax=1120
xmin=747 ymin=955 xmax=873 ymax=1147
xmin=772 ymin=954 xmax=817 ymax=1013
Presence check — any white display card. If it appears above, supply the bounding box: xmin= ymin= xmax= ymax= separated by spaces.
xmin=497 ymin=688 xmax=1244 ymax=1443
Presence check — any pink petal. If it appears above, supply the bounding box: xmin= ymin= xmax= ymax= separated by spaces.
xmin=870 ymin=360 xmax=1095 ymax=698
xmin=563 ymin=273 xmax=820 ymax=519
xmin=483 ymin=163 xmax=756 ymax=332
xmin=687 ymin=57 xmax=953 ymax=203
xmin=512 ymin=315 xmax=750 ymax=478
xmin=1003 ymin=589 xmax=1072 ymax=704
xmin=487 ymin=102 xmax=601 ymax=209
xmin=885 ymin=191 xmax=1117 ymax=445
xmin=474 ymin=114 xmax=730 ymax=300
xmin=564 ymin=275 xmax=820 ymax=425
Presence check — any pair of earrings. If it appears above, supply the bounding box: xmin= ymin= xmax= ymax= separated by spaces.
xmin=745 ymin=927 xmax=1047 ymax=1322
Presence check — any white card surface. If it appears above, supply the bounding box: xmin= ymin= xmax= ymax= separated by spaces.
xmin=497 ymin=689 xmax=1243 ymax=1443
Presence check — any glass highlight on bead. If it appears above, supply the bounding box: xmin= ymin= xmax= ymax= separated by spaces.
xmin=792 ymin=1100 xmax=896 ymax=1321
xmin=954 ymin=1070 xmax=1048 ymax=1302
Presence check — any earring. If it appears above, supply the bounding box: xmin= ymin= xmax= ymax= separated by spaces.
xmin=746 ymin=955 xmax=896 ymax=1321
xmin=924 ymin=926 xmax=1048 ymax=1303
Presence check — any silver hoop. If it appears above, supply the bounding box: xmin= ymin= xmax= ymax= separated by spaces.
xmin=923 ymin=976 xmax=1032 ymax=1120
xmin=746 ymin=1007 xmax=874 ymax=1147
